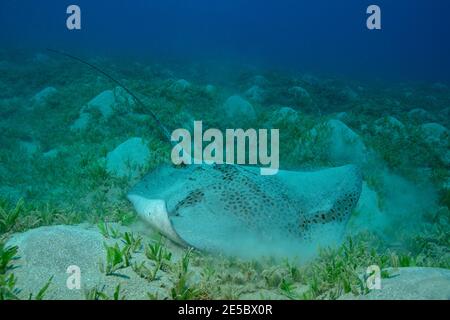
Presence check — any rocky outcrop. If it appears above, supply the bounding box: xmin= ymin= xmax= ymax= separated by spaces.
xmin=32 ymin=87 xmax=57 ymax=106
xmin=70 ymin=87 xmax=135 ymax=130
xmin=271 ymin=107 xmax=299 ymax=124
xmin=326 ymin=119 xmax=368 ymax=165
xmin=5 ymin=224 xmax=172 ymax=300
xmin=342 ymin=267 xmax=450 ymax=300
xmin=222 ymin=95 xmax=256 ymax=122
xmin=106 ymin=137 xmax=151 ymax=179
xmin=288 ymin=86 xmax=312 ymax=107
xmin=420 ymin=122 xmax=448 ymax=145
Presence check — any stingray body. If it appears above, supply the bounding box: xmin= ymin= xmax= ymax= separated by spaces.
xmin=128 ymin=164 xmax=362 ymax=257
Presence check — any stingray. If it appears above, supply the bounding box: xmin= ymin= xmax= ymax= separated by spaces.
xmin=50 ymin=50 xmax=363 ymax=256
xmin=127 ymin=164 xmax=362 ymax=256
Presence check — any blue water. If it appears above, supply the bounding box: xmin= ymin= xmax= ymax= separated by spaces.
xmin=1 ymin=0 xmax=450 ymax=81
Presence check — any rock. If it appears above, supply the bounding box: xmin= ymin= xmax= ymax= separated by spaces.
xmin=169 ymin=79 xmax=191 ymax=92
xmin=70 ymin=112 xmax=92 ymax=131
xmin=222 ymin=95 xmax=256 ymax=122
xmin=431 ymin=82 xmax=448 ymax=91
xmin=326 ymin=119 xmax=367 ymax=165
xmin=85 ymin=87 xmax=134 ymax=119
xmin=419 ymin=123 xmax=449 ymax=165
xmin=288 ymin=86 xmax=312 ymax=106
xmin=86 ymin=90 xmax=115 ymax=118
xmin=19 ymin=140 xmax=39 ymax=156
xmin=386 ymin=116 xmax=404 ymax=128
xmin=145 ymin=65 xmax=174 ymax=79
xmin=342 ymin=267 xmax=450 ymax=300
xmin=441 ymin=150 xmax=450 ymax=166
xmin=420 ymin=123 xmax=448 ymax=144
xmin=408 ymin=108 xmax=435 ymax=123
xmin=403 ymin=91 xmax=413 ymax=98
xmin=5 ymin=224 xmax=172 ymax=300
xmin=301 ymin=74 xmax=320 ymax=86
xmin=7 ymin=225 xmax=106 ymax=299
xmin=32 ymin=53 xmax=50 ymax=64
xmin=443 ymin=178 xmax=450 ymax=190
xmin=375 ymin=116 xmax=404 ymax=130
xmin=425 ymin=95 xmax=439 ymax=107
xmin=340 ymin=87 xmax=359 ymax=102
xmin=106 ymin=137 xmax=151 ymax=178
xmin=204 ymin=84 xmax=216 ymax=95
xmin=252 ymin=75 xmax=268 ymax=87
xmin=245 ymin=85 xmax=265 ymax=103
xmin=374 ymin=116 xmax=405 ymax=137
xmin=271 ymin=107 xmax=299 ymax=123
xmin=32 ymin=87 xmax=57 ymax=105
xmin=114 ymin=87 xmax=135 ymax=107
xmin=43 ymin=149 xmax=59 ymax=159
xmin=335 ymin=112 xmax=349 ymax=122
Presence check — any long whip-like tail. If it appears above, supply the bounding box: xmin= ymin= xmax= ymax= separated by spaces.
xmin=46 ymin=48 xmax=172 ymax=144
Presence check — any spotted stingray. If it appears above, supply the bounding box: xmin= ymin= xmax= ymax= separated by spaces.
xmin=128 ymin=164 xmax=362 ymax=256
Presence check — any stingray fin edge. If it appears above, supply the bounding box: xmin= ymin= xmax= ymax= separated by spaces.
xmin=127 ymin=194 xmax=190 ymax=247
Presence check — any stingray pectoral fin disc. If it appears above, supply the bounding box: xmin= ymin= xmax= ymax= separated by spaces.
xmin=127 ymin=164 xmax=363 ymax=257
xmin=127 ymin=194 xmax=188 ymax=246
xmin=169 ymin=202 xmax=255 ymax=253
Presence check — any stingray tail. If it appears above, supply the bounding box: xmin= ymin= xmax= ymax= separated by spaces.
xmin=46 ymin=48 xmax=172 ymax=144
